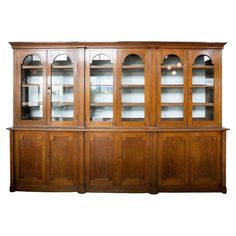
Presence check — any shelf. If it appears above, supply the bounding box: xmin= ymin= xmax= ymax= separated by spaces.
xmin=122 ymin=103 xmax=144 ymax=107
xmin=161 ymin=84 xmax=183 ymax=88
xmin=192 ymin=85 xmax=214 ymax=88
xmin=90 ymin=84 xmax=113 ymax=87
xmin=52 ymin=102 xmax=73 ymax=107
xmin=192 ymin=65 xmax=214 ymax=69
xmin=161 ymin=65 xmax=183 ymax=69
xmin=22 ymin=102 xmax=43 ymax=107
xmin=90 ymin=102 xmax=113 ymax=107
xmin=52 ymin=65 xmax=74 ymax=69
xmin=192 ymin=103 xmax=214 ymax=107
xmin=90 ymin=65 xmax=113 ymax=69
xmin=161 ymin=103 xmax=184 ymax=107
xmin=122 ymin=84 xmax=144 ymax=88
xmin=52 ymin=84 xmax=74 ymax=88
xmin=122 ymin=65 xmax=144 ymax=69
xmin=22 ymin=84 xmax=41 ymax=87
xmin=22 ymin=65 xmax=43 ymax=69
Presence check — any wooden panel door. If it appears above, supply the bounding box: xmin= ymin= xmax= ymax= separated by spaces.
xmin=85 ymin=132 xmax=118 ymax=188
xmin=158 ymin=132 xmax=189 ymax=186
xmin=118 ymin=133 xmax=149 ymax=190
xmin=46 ymin=132 xmax=82 ymax=186
xmin=14 ymin=131 xmax=46 ymax=186
xmin=190 ymin=132 xmax=221 ymax=185
xmin=188 ymin=50 xmax=221 ymax=127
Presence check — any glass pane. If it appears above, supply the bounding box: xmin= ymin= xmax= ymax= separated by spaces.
xmin=51 ymin=55 xmax=74 ymax=122
xmin=161 ymin=55 xmax=184 ymax=121
xmin=122 ymin=107 xmax=144 ymax=121
xmin=90 ymin=106 xmax=113 ymax=121
xmin=161 ymin=107 xmax=184 ymax=120
xmin=192 ymin=106 xmax=214 ymax=121
xmin=90 ymin=54 xmax=113 ymax=122
xmin=21 ymin=54 xmax=43 ymax=120
xmin=161 ymin=88 xmax=183 ymax=103
xmin=122 ymin=54 xmax=145 ymax=122
xmin=192 ymin=55 xmax=214 ymax=121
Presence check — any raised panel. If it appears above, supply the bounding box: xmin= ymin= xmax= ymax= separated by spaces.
xmin=158 ymin=133 xmax=189 ymax=186
xmin=119 ymin=133 xmax=149 ymax=188
xmin=47 ymin=132 xmax=79 ymax=186
xmin=190 ymin=132 xmax=221 ymax=185
xmin=85 ymin=132 xmax=117 ymax=187
xmin=14 ymin=131 xmax=46 ymax=185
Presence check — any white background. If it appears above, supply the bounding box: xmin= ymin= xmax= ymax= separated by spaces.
xmin=0 ymin=0 xmax=235 ymax=235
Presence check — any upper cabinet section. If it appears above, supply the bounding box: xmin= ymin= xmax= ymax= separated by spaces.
xmin=188 ymin=50 xmax=221 ymax=127
xmin=85 ymin=49 xmax=116 ymax=127
xmin=47 ymin=50 xmax=78 ymax=126
xmin=12 ymin=42 xmax=225 ymax=128
xmin=118 ymin=49 xmax=149 ymax=127
xmin=15 ymin=50 xmax=47 ymax=126
xmin=157 ymin=50 xmax=187 ymax=127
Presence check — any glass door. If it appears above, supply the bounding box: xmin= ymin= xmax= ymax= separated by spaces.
xmin=48 ymin=51 xmax=77 ymax=126
xmin=189 ymin=50 xmax=219 ymax=126
xmin=86 ymin=50 xmax=116 ymax=127
xmin=16 ymin=51 xmax=47 ymax=126
xmin=118 ymin=50 xmax=148 ymax=126
xmin=157 ymin=50 xmax=187 ymax=126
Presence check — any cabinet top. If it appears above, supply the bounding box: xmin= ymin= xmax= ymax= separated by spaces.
xmin=9 ymin=41 xmax=227 ymax=49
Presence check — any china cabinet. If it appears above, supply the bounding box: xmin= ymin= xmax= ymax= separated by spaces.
xmin=9 ymin=41 xmax=227 ymax=193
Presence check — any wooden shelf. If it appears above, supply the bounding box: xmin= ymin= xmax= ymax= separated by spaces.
xmin=90 ymin=102 xmax=113 ymax=107
xmin=122 ymin=102 xmax=144 ymax=107
xmin=161 ymin=84 xmax=183 ymax=88
xmin=90 ymin=84 xmax=113 ymax=87
xmin=22 ymin=65 xmax=43 ymax=69
xmin=22 ymin=84 xmax=41 ymax=87
xmin=192 ymin=103 xmax=214 ymax=107
xmin=90 ymin=65 xmax=113 ymax=69
xmin=192 ymin=85 xmax=214 ymax=88
xmin=161 ymin=65 xmax=183 ymax=69
xmin=52 ymin=65 xmax=74 ymax=69
xmin=192 ymin=65 xmax=214 ymax=69
xmin=161 ymin=103 xmax=184 ymax=107
xmin=122 ymin=84 xmax=144 ymax=88
xmin=122 ymin=65 xmax=144 ymax=69
xmin=52 ymin=102 xmax=73 ymax=107
xmin=22 ymin=102 xmax=42 ymax=107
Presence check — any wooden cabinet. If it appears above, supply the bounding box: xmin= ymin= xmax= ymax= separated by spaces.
xmin=9 ymin=41 xmax=228 ymax=193
xmin=11 ymin=131 xmax=84 ymax=192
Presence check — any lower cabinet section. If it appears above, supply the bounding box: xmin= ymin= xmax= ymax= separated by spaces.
xmin=10 ymin=129 xmax=226 ymax=193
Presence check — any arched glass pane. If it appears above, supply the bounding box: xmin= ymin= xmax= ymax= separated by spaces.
xmin=161 ymin=54 xmax=184 ymax=121
xmin=192 ymin=55 xmax=214 ymax=121
xmin=51 ymin=55 xmax=74 ymax=121
xmin=23 ymin=54 xmax=42 ymax=65
xmin=121 ymin=54 xmax=144 ymax=121
xmin=90 ymin=54 xmax=113 ymax=122
xmin=194 ymin=55 xmax=213 ymax=66
xmin=21 ymin=55 xmax=43 ymax=120
xmin=123 ymin=54 xmax=143 ymax=66
xmin=53 ymin=54 xmax=72 ymax=65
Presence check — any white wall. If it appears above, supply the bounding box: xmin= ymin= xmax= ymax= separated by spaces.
xmin=0 ymin=0 xmax=235 ymax=235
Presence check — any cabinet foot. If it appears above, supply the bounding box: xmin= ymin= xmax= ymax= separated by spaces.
xmin=10 ymin=186 xmax=15 ymax=192
xmin=222 ymin=186 xmax=227 ymax=194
